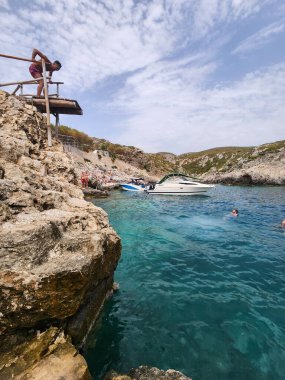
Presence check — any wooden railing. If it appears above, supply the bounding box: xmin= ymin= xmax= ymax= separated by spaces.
xmin=0 ymin=53 xmax=64 ymax=147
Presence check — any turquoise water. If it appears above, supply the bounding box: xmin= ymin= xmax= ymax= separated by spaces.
xmin=84 ymin=186 xmax=285 ymax=380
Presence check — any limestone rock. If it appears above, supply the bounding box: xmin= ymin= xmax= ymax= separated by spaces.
xmin=103 ymin=366 xmax=192 ymax=380
xmin=83 ymin=187 xmax=109 ymax=197
xmin=0 ymin=90 xmax=121 ymax=378
xmin=0 ymin=327 xmax=91 ymax=380
xmin=201 ymin=157 xmax=285 ymax=185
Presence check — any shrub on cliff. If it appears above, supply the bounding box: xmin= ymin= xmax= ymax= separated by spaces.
xmin=55 ymin=124 xmax=94 ymax=152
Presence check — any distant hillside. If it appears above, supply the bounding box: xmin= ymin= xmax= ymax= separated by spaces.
xmin=92 ymin=137 xmax=178 ymax=175
xmin=93 ymin=137 xmax=285 ymax=184
xmin=55 ymin=127 xmax=285 ymax=184
xmin=179 ymin=141 xmax=285 ymax=178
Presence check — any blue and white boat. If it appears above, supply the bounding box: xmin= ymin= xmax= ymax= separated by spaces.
xmin=120 ymin=178 xmax=146 ymax=192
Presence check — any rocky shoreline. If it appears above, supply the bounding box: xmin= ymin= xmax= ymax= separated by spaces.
xmin=0 ymin=91 xmax=121 ymax=379
xmin=103 ymin=366 xmax=192 ymax=380
xmin=93 ymin=137 xmax=285 ymax=185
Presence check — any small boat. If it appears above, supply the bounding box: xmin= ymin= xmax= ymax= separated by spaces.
xmin=120 ymin=178 xmax=146 ymax=192
xmin=147 ymin=173 xmax=214 ymax=195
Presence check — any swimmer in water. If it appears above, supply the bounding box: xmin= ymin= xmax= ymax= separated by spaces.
xmin=231 ymin=209 xmax=239 ymax=217
xmin=281 ymin=219 xmax=285 ymax=228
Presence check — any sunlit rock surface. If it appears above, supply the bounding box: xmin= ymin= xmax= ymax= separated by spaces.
xmin=103 ymin=366 xmax=192 ymax=380
xmin=0 ymin=90 xmax=121 ymax=379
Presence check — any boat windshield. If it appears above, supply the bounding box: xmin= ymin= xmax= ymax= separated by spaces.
xmin=165 ymin=176 xmax=189 ymax=182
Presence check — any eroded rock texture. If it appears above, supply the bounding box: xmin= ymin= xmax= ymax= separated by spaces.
xmin=0 ymin=91 xmax=121 ymax=379
xmin=103 ymin=366 xmax=192 ymax=380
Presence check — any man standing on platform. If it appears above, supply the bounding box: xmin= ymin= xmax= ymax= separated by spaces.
xmin=29 ymin=48 xmax=61 ymax=97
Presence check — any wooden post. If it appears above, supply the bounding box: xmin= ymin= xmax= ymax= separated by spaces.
xmin=42 ymin=59 xmax=52 ymax=147
xmin=12 ymin=85 xmax=20 ymax=95
xmin=55 ymin=113 xmax=59 ymax=138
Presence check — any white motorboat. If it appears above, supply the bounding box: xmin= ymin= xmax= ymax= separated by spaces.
xmin=120 ymin=178 xmax=146 ymax=192
xmin=147 ymin=173 xmax=214 ymax=195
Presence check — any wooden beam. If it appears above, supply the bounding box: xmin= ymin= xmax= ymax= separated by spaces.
xmin=12 ymin=85 xmax=21 ymax=95
xmin=25 ymin=97 xmax=83 ymax=115
xmin=32 ymin=99 xmax=77 ymax=108
xmin=42 ymin=59 xmax=52 ymax=147
xmin=0 ymin=53 xmax=38 ymax=63
xmin=0 ymin=78 xmax=43 ymax=87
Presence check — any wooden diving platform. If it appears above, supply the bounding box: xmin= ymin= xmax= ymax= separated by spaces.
xmin=25 ymin=97 xmax=83 ymax=115
xmin=0 ymin=52 xmax=83 ymax=146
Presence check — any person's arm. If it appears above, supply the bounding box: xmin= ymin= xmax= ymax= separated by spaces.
xmin=48 ymin=71 xmax=53 ymax=84
xmin=32 ymin=48 xmax=51 ymax=63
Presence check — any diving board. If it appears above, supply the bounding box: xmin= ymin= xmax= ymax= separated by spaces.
xmin=0 ymin=52 xmax=83 ymax=146
xmin=25 ymin=97 xmax=83 ymax=115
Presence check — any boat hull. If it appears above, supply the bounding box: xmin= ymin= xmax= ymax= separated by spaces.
xmin=121 ymin=184 xmax=145 ymax=191
xmin=147 ymin=184 xmax=214 ymax=195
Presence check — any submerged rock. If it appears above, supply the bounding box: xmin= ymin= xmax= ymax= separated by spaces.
xmin=0 ymin=90 xmax=121 ymax=378
xmin=83 ymin=187 xmax=109 ymax=197
xmin=103 ymin=366 xmax=192 ymax=380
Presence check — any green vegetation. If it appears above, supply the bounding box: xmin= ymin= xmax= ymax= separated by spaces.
xmin=179 ymin=146 xmax=251 ymax=160
xmin=258 ymin=140 xmax=285 ymax=153
xmin=179 ymin=141 xmax=285 ymax=176
xmin=57 ymin=125 xmax=94 ymax=152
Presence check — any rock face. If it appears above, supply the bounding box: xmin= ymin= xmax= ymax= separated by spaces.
xmin=200 ymin=149 xmax=285 ymax=185
xmin=0 ymin=91 xmax=121 ymax=378
xmin=103 ymin=366 xmax=192 ymax=380
xmin=92 ymin=137 xmax=285 ymax=184
xmin=0 ymin=328 xmax=92 ymax=380
xmin=179 ymin=143 xmax=285 ymax=185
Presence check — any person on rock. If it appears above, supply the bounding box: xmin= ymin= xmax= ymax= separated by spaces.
xmin=29 ymin=48 xmax=62 ymax=97
xmin=84 ymin=171 xmax=89 ymax=188
xmin=81 ymin=172 xmax=87 ymax=189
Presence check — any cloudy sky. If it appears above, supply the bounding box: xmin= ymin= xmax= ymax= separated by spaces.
xmin=0 ymin=0 xmax=284 ymax=153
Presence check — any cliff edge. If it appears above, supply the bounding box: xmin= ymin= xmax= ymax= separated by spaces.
xmin=0 ymin=91 xmax=121 ymax=379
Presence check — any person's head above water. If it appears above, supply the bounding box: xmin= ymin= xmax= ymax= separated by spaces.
xmin=52 ymin=60 xmax=62 ymax=71
xmin=231 ymin=209 xmax=239 ymax=216
xmin=281 ymin=219 xmax=285 ymax=227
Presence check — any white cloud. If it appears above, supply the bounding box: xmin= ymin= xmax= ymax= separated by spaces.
xmin=233 ymin=17 xmax=285 ymax=54
xmin=190 ymin=0 xmax=270 ymax=40
xmin=0 ymin=0 xmax=271 ymax=91
xmin=0 ymin=0 xmax=187 ymax=92
xmin=0 ymin=0 xmax=9 ymax=10
xmin=109 ymin=61 xmax=285 ymax=153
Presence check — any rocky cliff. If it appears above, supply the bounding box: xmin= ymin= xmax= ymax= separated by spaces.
xmin=0 ymin=91 xmax=121 ymax=379
xmin=92 ymin=138 xmax=177 ymax=175
xmin=93 ymin=138 xmax=285 ymax=185
xmin=180 ymin=142 xmax=285 ymax=185
xmin=93 ymin=137 xmax=285 ymax=185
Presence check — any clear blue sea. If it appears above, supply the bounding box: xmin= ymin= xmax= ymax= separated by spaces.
xmin=84 ymin=186 xmax=285 ymax=380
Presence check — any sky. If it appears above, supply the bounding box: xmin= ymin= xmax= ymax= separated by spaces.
xmin=0 ymin=0 xmax=284 ymax=154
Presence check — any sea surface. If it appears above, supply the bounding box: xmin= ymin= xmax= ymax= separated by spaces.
xmin=84 ymin=186 xmax=285 ymax=380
